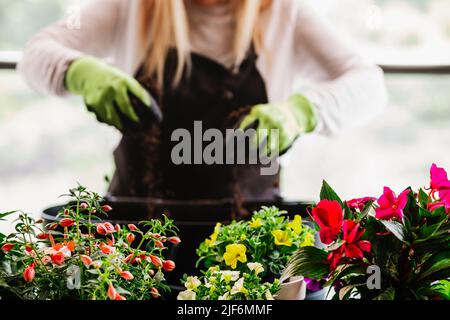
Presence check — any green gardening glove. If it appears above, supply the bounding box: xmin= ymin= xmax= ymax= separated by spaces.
xmin=65 ymin=57 xmax=152 ymax=130
xmin=239 ymin=94 xmax=318 ymax=157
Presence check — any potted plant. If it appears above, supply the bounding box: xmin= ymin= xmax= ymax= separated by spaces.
xmin=283 ymin=164 xmax=450 ymax=300
xmin=0 ymin=186 xmax=180 ymax=300
xmin=194 ymin=206 xmax=317 ymax=299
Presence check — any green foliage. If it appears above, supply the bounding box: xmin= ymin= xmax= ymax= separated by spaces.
xmin=196 ymin=206 xmax=316 ymax=277
xmin=0 ymin=185 xmax=180 ymax=300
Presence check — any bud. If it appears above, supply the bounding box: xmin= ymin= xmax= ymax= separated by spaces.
xmin=1 ymin=243 xmax=15 ymax=252
xmin=23 ymin=263 xmax=36 ymax=283
xmin=150 ymin=287 xmax=160 ymax=299
xmin=127 ymin=224 xmax=139 ymax=232
xmin=154 ymin=240 xmax=164 ymax=248
xmin=150 ymin=255 xmax=162 ymax=268
xmin=59 ymin=218 xmax=75 ymax=228
xmin=126 ymin=233 xmax=135 ymax=244
xmin=107 ymin=283 xmax=118 ymax=300
xmin=163 ymin=260 xmax=176 ymax=272
xmin=120 ymin=271 xmax=134 ymax=281
xmin=80 ymin=203 xmax=89 ymax=210
xmin=36 ymin=233 xmax=49 ymax=240
xmin=168 ymin=237 xmax=181 ymax=245
xmin=101 ymin=205 xmax=113 ymax=213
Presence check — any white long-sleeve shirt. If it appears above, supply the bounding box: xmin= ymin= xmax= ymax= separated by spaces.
xmin=18 ymin=0 xmax=388 ymax=135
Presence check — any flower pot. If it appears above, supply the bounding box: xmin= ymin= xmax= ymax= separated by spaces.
xmin=276 ymin=276 xmax=307 ymax=300
xmin=42 ymin=197 xmax=312 ymax=300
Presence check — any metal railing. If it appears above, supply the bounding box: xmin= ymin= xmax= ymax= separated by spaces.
xmin=1 ymin=55 xmax=450 ymax=75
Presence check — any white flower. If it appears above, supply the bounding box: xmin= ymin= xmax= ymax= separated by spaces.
xmin=247 ymin=262 xmax=264 ymax=275
xmin=218 ymin=292 xmax=230 ymax=300
xmin=265 ymin=290 xmax=275 ymax=300
xmin=230 ymin=277 xmax=248 ymax=295
xmin=220 ymin=271 xmax=240 ymax=283
xmin=185 ymin=276 xmax=202 ymax=290
xmin=177 ymin=290 xmax=197 ymax=300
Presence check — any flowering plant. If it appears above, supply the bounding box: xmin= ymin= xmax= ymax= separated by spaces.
xmin=177 ymin=263 xmax=280 ymax=300
xmin=0 ymin=186 xmax=180 ymax=300
xmin=283 ymin=164 xmax=450 ymax=300
xmin=196 ymin=206 xmax=316 ymax=277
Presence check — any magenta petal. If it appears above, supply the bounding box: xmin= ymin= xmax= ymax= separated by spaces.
xmin=397 ymin=189 xmax=410 ymax=210
xmin=357 ymin=240 xmax=372 ymax=252
xmin=375 ymin=207 xmax=395 ymax=220
xmin=430 ymin=164 xmax=449 ymax=190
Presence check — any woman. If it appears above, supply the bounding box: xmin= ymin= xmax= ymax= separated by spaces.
xmin=19 ymin=0 xmax=387 ymax=277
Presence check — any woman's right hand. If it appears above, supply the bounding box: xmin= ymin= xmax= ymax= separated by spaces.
xmin=65 ymin=57 xmax=153 ymax=130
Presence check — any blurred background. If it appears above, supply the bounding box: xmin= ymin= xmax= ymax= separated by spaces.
xmin=1 ymin=0 xmax=450 ymax=233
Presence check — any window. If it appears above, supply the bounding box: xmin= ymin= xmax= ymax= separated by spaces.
xmin=0 ymin=1 xmax=449 ymax=234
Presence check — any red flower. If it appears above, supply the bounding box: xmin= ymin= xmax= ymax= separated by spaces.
xmin=36 ymin=233 xmax=49 ymax=240
xmin=60 ymin=218 xmax=75 ymax=228
xmin=168 ymin=237 xmax=181 ymax=245
xmin=128 ymin=224 xmax=139 ymax=232
xmin=163 ymin=260 xmax=175 ymax=272
xmin=99 ymin=242 xmax=114 ymax=255
xmin=375 ymin=187 xmax=409 ymax=221
xmin=346 ymin=197 xmax=376 ymax=211
xmin=155 ymin=240 xmax=164 ymax=248
xmin=51 ymin=252 xmax=65 ymax=265
xmin=150 ymin=255 xmax=162 ymax=268
xmin=80 ymin=255 xmax=93 ymax=267
xmin=341 ymin=220 xmax=371 ymax=259
xmin=101 ymin=205 xmax=113 ymax=213
xmin=126 ymin=233 xmax=135 ymax=244
xmin=107 ymin=283 xmax=118 ymax=300
xmin=327 ymin=248 xmax=344 ymax=270
xmin=96 ymin=222 xmax=115 ymax=235
xmin=312 ymin=200 xmax=343 ymax=245
xmin=120 ymin=271 xmax=134 ymax=281
xmin=115 ymin=294 xmax=127 ymax=300
xmin=115 ymin=224 xmax=121 ymax=233
xmin=23 ymin=263 xmax=35 ymax=283
xmin=46 ymin=222 xmax=58 ymax=230
xmin=124 ymin=254 xmax=135 ymax=264
xmin=150 ymin=288 xmax=160 ymax=299
xmin=1 ymin=243 xmax=15 ymax=252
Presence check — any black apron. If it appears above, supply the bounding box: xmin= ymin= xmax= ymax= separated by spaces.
xmin=108 ymin=47 xmax=280 ymax=285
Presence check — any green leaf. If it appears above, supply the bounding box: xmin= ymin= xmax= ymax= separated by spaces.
xmin=320 ymin=180 xmax=343 ymax=207
xmin=374 ymin=287 xmax=395 ymax=300
xmin=0 ymin=211 xmax=17 ymax=221
xmin=418 ymin=189 xmax=429 ymax=208
xmin=281 ymin=246 xmax=329 ymax=282
xmin=419 ymin=252 xmax=450 ymax=281
xmin=381 ymin=220 xmax=406 ymax=243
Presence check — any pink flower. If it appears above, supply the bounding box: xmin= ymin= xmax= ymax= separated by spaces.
xmin=80 ymin=255 xmax=93 ymax=267
xmin=23 ymin=263 xmax=35 ymax=283
xmin=375 ymin=187 xmax=409 ymax=221
xmin=120 ymin=270 xmax=134 ymax=281
xmin=312 ymin=200 xmax=344 ymax=245
xmin=346 ymin=197 xmax=377 ymax=211
xmin=96 ymin=222 xmax=115 ymax=235
xmin=430 ymin=164 xmax=450 ymax=190
xmin=107 ymin=283 xmax=118 ymax=300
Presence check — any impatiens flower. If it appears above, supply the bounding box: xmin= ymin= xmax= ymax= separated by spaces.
xmin=168 ymin=237 xmax=181 ymax=245
xmin=375 ymin=187 xmax=409 ymax=221
xmin=80 ymin=255 xmax=93 ymax=267
xmin=150 ymin=287 xmax=160 ymax=299
xmin=346 ymin=197 xmax=377 ymax=211
xmin=36 ymin=233 xmax=49 ymax=240
xmin=45 ymin=242 xmax=73 ymax=265
xmin=177 ymin=290 xmax=196 ymax=300
xmin=154 ymin=240 xmax=164 ymax=248
xmin=120 ymin=271 xmax=134 ymax=281
xmin=223 ymin=244 xmax=247 ymax=269
xmin=126 ymin=233 xmax=135 ymax=244
xmin=99 ymin=242 xmax=114 ymax=255
xmin=312 ymin=200 xmax=343 ymax=245
xmin=247 ymin=262 xmax=264 ymax=275
xmin=59 ymin=218 xmax=75 ymax=228
xmin=287 ymin=215 xmax=302 ymax=235
xmin=272 ymin=230 xmax=293 ymax=247
xmin=23 ymin=263 xmax=35 ymax=283
xmin=185 ymin=276 xmax=202 ymax=290
xmin=163 ymin=260 xmax=176 ymax=272
xmin=127 ymin=224 xmax=139 ymax=232
xmin=341 ymin=220 xmax=371 ymax=259
xmin=150 ymin=255 xmax=162 ymax=268
xmin=107 ymin=283 xmax=118 ymax=300
xmin=51 ymin=252 xmax=65 ymax=265
xmin=1 ymin=243 xmax=15 ymax=252
xmin=249 ymin=218 xmax=263 ymax=229
xmin=115 ymin=294 xmax=127 ymax=301
xmin=430 ymin=163 xmax=450 ymax=190
xmin=327 ymin=247 xmax=344 ymax=270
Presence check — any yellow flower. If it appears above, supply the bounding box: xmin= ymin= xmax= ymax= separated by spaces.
xmin=230 ymin=278 xmax=249 ymax=295
xmin=301 ymin=232 xmax=315 ymax=247
xmin=185 ymin=276 xmax=201 ymax=290
xmin=272 ymin=230 xmax=293 ymax=247
xmin=223 ymin=244 xmax=247 ymax=269
xmin=249 ymin=218 xmax=263 ymax=229
xmin=205 ymin=223 xmax=222 ymax=247
xmin=220 ymin=271 xmax=240 ymax=283
xmin=287 ymin=215 xmax=302 ymax=235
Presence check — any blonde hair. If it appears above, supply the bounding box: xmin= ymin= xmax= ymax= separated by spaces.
xmin=139 ymin=0 xmax=272 ymax=88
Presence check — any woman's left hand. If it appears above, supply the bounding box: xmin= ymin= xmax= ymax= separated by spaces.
xmin=239 ymin=94 xmax=318 ymax=157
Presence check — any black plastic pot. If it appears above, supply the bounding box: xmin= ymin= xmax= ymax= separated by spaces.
xmin=42 ymin=197 xmax=313 ymax=299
